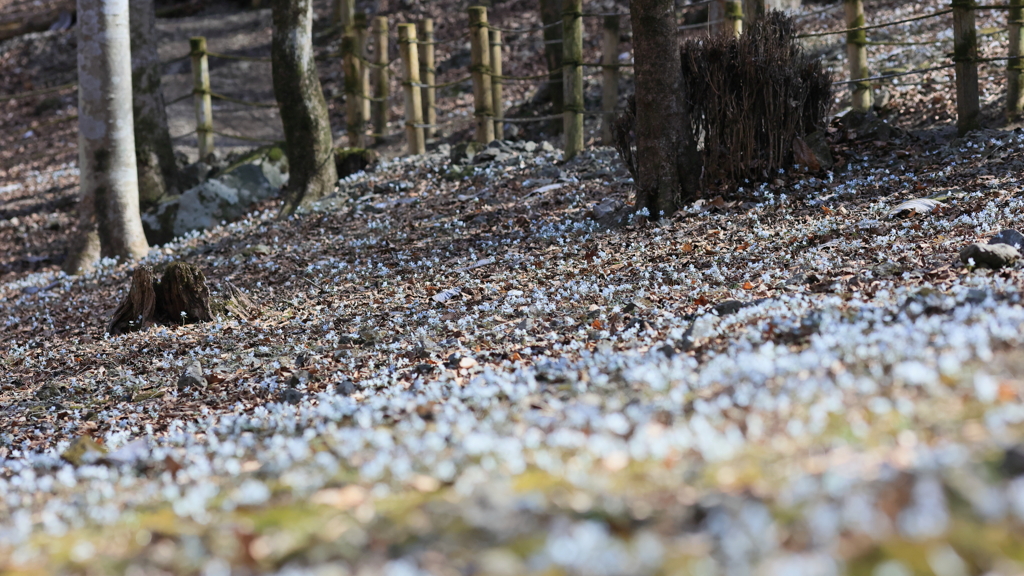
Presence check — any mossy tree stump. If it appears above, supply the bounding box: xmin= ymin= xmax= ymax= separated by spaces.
xmin=108 ymin=262 xmax=251 ymax=335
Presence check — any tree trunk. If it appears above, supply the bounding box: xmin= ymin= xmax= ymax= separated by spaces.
xmin=272 ymin=0 xmax=338 ymax=215
xmin=130 ymin=0 xmax=178 ymax=207
xmin=539 ymin=0 xmax=564 ymax=127
xmin=66 ymin=0 xmax=150 ymax=275
xmin=629 ymin=0 xmax=700 ymax=218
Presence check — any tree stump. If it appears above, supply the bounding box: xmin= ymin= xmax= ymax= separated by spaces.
xmin=107 ymin=266 xmax=157 ymax=335
xmin=155 ymin=261 xmax=213 ymax=324
xmin=107 ymin=262 xmax=222 ymax=334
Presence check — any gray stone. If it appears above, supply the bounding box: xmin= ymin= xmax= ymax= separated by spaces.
xmin=990 ymin=229 xmax=1024 ymax=251
xmin=177 ymin=162 xmax=212 ymax=190
xmin=177 ymin=360 xmax=205 ymax=391
xmin=960 ymin=243 xmax=1020 ymax=269
xmin=541 ymin=141 xmax=555 ymax=152
xmin=280 ymin=387 xmax=303 ymax=405
xmin=142 ymin=164 xmax=278 ymax=245
xmin=523 ymin=141 xmax=538 ymax=153
xmin=336 ymin=379 xmax=356 ymax=395
xmin=451 ymin=141 xmax=484 ymax=165
xmin=713 ymin=300 xmax=746 ymax=316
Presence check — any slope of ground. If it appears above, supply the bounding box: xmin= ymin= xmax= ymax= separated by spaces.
xmin=3 ymin=1 xmax=1024 ymax=574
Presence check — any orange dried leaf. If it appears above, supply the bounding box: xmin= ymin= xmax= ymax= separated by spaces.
xmin=742 ymin=282 xmax=754 ymax=290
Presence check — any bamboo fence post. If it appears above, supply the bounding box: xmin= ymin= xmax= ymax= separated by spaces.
xmin=189 ymin=37 xmax=214 ymax=159
xmin=601 ymin=15 xmax=619 ymax=145
xmin=355 ymin=12 xmax=371 ymax=126
xmin=372 ymin=16 xmax=390 ymax=144
xmin=398 ymin=24 xmax=426 ymax=155
xmin=468 ymin=6 xmax=494 ymax=144
xmin=419 ymin=18 xmax=436 ymax=140
xmin=491 ymin=29 xmax=504 ymax=140
xmin=953 ymin=0 xmax=980 ymax=135
xmin=342 ymin=32 xmax=364 ymax=147
xmin=563 ymin=0 xmax=583 ymax=159
xmin=1008 ymin=0 xmax=1024 ymax=121
xmin=844 ymin=0 xmax=872 ymax=112
xmin=725 ymin=1 xmax=743 ymax=36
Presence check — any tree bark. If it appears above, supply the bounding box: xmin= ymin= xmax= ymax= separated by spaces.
xmin=629 ymin=0 xmax=700 ymax=218
xmin=66 ymin=0 xmax=150 ymax=275
xmin=130 ymin=0 xmax=178 ymax=207
xmin=539 ymin=0 xmax=564 ymax=124
xmin=272 ymin=0 xmax=338 ymax=215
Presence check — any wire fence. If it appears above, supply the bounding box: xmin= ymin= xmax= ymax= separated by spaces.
xmin=7 ymin=0 xmax=1018 ymax=158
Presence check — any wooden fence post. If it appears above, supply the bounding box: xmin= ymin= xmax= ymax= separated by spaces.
xmin=601 ymin=15 xmax=619 ymax=145
xmin=419 ymin=18 xmax=436 ymax=140
xmin=334 ymin=0 xmax=353 ymax=29
xmin=844 ymin=0 xmax=872 ymax=113
xmin=563 ymin=0 xmax=584 ymax=159
xmin=726 ymin=0 xmax=743 ymax=36
xmin=373 ymin=16 xmax=390 ymax=144
xmin=189 ymin=36 xmax=214 ymax=159
xmin=468 ymin=6 xmax=494 ymax=144
xmin=491 ymin=29 xmax=504 ymax=140
xmin=342 ymin=32 xmax=364 ymax=147
xmin=355 ymin=12 xmax=371 ymax=127
xmin=953 ymin=0 xmax=980 ymax=135
xmin=398 ymin=24 xmax=426 ymax=155
xmin=1008 ymin=0 xmax=1024 ymax=121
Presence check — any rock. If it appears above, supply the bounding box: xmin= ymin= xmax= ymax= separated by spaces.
xmin=541 ymin=141 xmax=555 ymax=152
xmin=835 ymin=110 xmax=901 ymax=142
xmin=142 ymin=164 xmax=278 ymax=245
xmin=990 ymin=229 xmax=1024 ymax=251
xmin=280 ymin=387 xmax=303 ymax=405
xmin=61 ymin=436 xmax=107 ymax=466
xmin=959 ymin=243 xmax=1020 ymax=270
xmin=1000 ymin=444 xmax=1024 ymax=477
xmin=533 ymin=164 xmax=563 ymax=180
xmin=503 ymin=123 xmax=521 ymax=140
xmin=177 ymin=360 xmax=205 ymax=391
xmin=336 ymin=379 xmax=356 ymax=395
xmin=804 ymin=130 xmax=833 ymax=171
xmin=523 ymin=141 xmax=538 ymax=153
xmin=713 ymin=300 xmax=746 ymax=316
xmin=177 ymin=161 xmax=212 ymax=190
xmin=334 ymin=147 xmax=377 ymax=178
xmin=286 ymin=370 xmax=311 ymax=387
xmin=450 ymin=141 xmax=484 ymax=165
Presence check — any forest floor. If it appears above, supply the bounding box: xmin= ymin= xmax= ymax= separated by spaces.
xmin=3 ymin=0 xmax=1024 ymax=574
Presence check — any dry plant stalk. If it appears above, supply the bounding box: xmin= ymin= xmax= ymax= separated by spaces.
xmin=615 ymin=12 xmax=831 ymax=194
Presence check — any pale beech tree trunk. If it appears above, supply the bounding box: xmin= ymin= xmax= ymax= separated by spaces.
xmin=65 ymin=0 xmax=150 ymax=275
xmin=272 ymin=0 xmax=338 ymax=215
xmin=630 ymin=0 xmax=700 ymax=218
xmin=130 ymin=0 xmax=177 ymax=207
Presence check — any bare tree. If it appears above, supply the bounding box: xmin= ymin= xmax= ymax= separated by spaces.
xmin=272 ymin=0 xmax=338 ymax=215
xmin=65 ymin=0 xmax=150 ymax=274
xmin=629 ymin=0 xmax=700 ymax=217
xmin=539 ymin=0 xmax=564 ymax=123
xmin=130 ymin=0 xmax=178 ymax=207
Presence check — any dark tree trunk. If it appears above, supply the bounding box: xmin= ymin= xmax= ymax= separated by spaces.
xmin=272 ymin=0 xmax=339 ymax=215
xmin=130 ymin=0 xmax=178 ymax=207
xmin=539 ymin=0 xmax=564 ymax=122
xmin=629 ymin=0 xmax=701 ymax=217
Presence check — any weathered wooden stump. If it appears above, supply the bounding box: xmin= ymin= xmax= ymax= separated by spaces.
xmin=107 ymin=262 xmax=248 ymax=335
xmin=155 ymin=261 xmax=213 ymax=324
xmin=107 ymin=266 xmax=158 ymax=335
